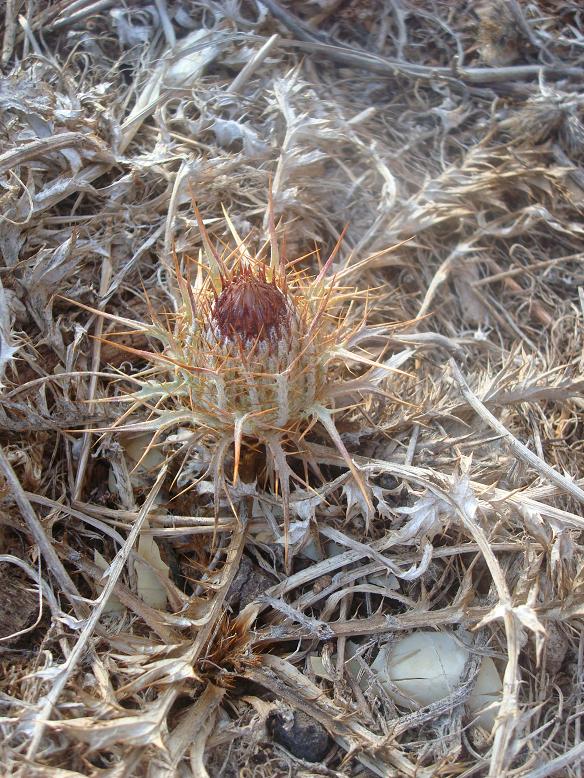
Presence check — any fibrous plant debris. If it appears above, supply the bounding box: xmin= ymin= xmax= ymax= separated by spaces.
xmin=1 ymin=2 xmax=584 ymax=777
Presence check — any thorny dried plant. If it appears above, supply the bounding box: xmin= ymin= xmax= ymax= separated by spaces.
xmin=1 ymin=1 xmax=584 ymax=777
xmin=77 ymin=201 xmax=408 ymax=560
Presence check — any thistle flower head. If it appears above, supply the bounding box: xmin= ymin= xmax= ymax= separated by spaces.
xmin=212 ymin=267 xmax=290 ymax=344
xmin=87 ymin=202 xmax=405 ymax=555
xmin=159 ymin=218 xmax=336 ymax=452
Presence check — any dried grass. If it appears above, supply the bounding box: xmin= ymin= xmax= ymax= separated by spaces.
xmin=1 ymin=1 xmax=584 ymax=776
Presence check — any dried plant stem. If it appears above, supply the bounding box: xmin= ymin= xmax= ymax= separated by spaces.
xmin=417 ymin=247 xmax=463 ymax=318
xmin=0 ymin=133 xmax=109 ymax=176
xmin=182 ymin=504 xmax=248 ymax=666
xmin=73 ymin=252 xmax=112 ymax=500
xmin=489 ymin=612 xmax=521 ymax=778
xmin=152 ymin=683 xmax=225 ymax=777
xmin=143 ymin=508 xmax=248 ymax=778
xmin=229 ymin=33 xmax=280 ymax=93
xmin=154 ymin=0 xmax=176 ymax=49
xmin=164 ymin=161 xmax=191 ymax=269
xmin=50 ymin=0 xmax=115 ymax=31
xmin=473 ymin=251 xmax=584 ymax=287
xmin=1 ymin=0 xmax=18 ymax=66
xmin=522 ymin=740 xmax=584 ymax=778
xmin=270 ymin=25 xmax=584 ymax=84
xmin=0 ymin=446 xmax=84 ymax=616
xmin=450 ymin=360 xmax=584 ymax=506
xmin=24 ymin=464 xmax=167 ymax=761
xmin=65 ymin=550 xmax=180 ymax=643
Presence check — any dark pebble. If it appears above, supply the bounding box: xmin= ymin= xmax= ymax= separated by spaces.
xmin=267 ymin=709 xmax=330 ymax=762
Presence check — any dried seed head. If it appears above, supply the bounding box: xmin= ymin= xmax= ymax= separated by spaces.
xmin=212 ymin=270 xmax=291 ymax=346
xmin=197 ymin=261 xmax=319 ymax=433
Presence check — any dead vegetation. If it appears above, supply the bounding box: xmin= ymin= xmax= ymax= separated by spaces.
xmin=1 ymin=1 xmax=584 ymax=776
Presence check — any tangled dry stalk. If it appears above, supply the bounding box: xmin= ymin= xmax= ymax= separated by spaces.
xmin=1 ymin=1 xmax=584 ymax=776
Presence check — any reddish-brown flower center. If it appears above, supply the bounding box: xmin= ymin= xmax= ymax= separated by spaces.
xmin=212 ymin=272 xmax=290 ymax=343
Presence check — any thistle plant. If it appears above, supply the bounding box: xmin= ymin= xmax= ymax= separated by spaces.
xmin=84 ymin=203 xmax=406 ymax=549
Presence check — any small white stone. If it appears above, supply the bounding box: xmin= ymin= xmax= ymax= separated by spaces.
xmin=372 ymin=632 xmax=468 ymax=709
xmin=370 ymin=631 xmax=502 ymax=730
xmin=469 ymin=656 xmax=503 ymax=731
xmin=300 ymin=539 xmax=345 ymax=562
xmin=123 ymin=433 xmax=166 ymax=470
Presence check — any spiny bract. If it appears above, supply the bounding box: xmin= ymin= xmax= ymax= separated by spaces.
xmin=87 ymin=203 xmax=407 ymax=546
